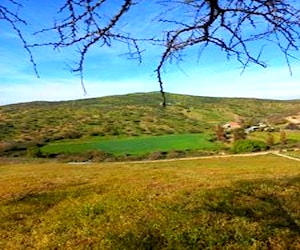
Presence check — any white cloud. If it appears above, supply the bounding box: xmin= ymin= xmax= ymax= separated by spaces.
xmin=163 ymin=63 xmax=300 ymax=100
xmin=0 ymin=76 xmax=156 ymax=105
xmin=1 ymin=63 xmax=299 ymax=106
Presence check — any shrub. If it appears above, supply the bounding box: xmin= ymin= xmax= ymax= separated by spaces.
xmin=231 ymin=139 xmax=268 ymax=154
xmin=280 ymin=130 xmax=287 ymax=145
xmin=86 ymin=150 xmax=109 ymax=161
xmin=285 ymin=123 xmax=299 ymax=130
xmin=89 ymin=130 xmax=105 ymax=136
xmin=26 ymin=146 xmax=42 ymax=158
xmin=0 ymin=142 xmax=41 ymax=157
xmin=147 ymin=151 xmax=167 ymax=160
xmin=266 ymin=133 xmax=274 ymax=147
xmin=232 ymin=128 xmax=246 ymax=142
xmin=0 ymin=142 xmax=14 ymax=153
xmin=166 ymin=150 xmax=186 ymax=159
xmin=55 ymin=153 xmax=90 ymax=162
xmin=61 ymin=130 xmax=83 ymax=139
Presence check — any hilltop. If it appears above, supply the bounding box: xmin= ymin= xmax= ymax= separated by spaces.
xmin=1 ymin=92 xmax=300 ymax=144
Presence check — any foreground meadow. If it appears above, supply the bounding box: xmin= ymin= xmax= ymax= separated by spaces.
xmin=1 ymin=154 xmax=300 ymax=249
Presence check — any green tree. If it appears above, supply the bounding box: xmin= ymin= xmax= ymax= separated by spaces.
xmin=215 ymin=125 xmax=227 ymax=142
xmin=232 ymin=128 xmax=246 ymax=142
xmin=266 ymin=133 xmax=274 ymax=147
xmin=231 ymin=139 xmax=267 ymax=154
xmin=26 ymin=146 xmax=42 ymax=158
xmin=280 ymin=130 xmax=287 ymax=145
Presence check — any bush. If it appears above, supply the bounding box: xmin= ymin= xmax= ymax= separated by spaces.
xmin=61 ymin=130 xmax=83 ymax=139
xmin=0 ymin=142 xmax=14 ymax=153
xmin=166 ymin=150 xmax=186 ymax=159
xmin=285 ymin=123 xmax=299 ymax=130
xmin=231 ymin=139 xmax=268 ymax=154
xmin=55 ymin=153 xmax=90 ymax=162
xmin=0 ymin=141 xmax=44 ymax=157
xmin=26 ymin=146 xmax=42 ymax=158
xmin=232 ymin=128 xmax=246 ymax=142
xmin=89 ymin=130 xmax=105 ymax=136
xmin=86 ymin=150 xmax=109 ymax=161
xmin=147 ymin=151 xmax=167 ymax=160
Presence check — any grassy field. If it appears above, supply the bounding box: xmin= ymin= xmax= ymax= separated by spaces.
xmin=1 ymin=154 xmax=300 ymax=249
xmin=249 ymin=131 xmax=300 ymax=143
xmin=41 ymin=133 xmax=220 ymax=155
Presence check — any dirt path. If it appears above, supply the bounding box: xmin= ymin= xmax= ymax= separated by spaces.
xmin=114 ymin=150 xmax=300 ymax=164
xmin=273 ymin=152 xmax=300 ymax=162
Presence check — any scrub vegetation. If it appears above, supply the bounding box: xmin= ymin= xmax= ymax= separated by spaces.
xmin=1 ymin=92 xmax=300 ymax=160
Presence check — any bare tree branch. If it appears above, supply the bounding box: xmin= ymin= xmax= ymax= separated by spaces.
xmin=31 ymin=0 xmax=141 ymax=94
xmin=152 ymin=0 xmax=300 ymax=102
xmin=0 ymin=0 xmax=39 ymax=77
xmin=1 ymin=1 xmax=300 ymax=103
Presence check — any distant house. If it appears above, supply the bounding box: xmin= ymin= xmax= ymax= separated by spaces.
xmin=258 ymin=122 xmax=268 ymax=128
xmin=245 ymin=122 xmax=273 ymax=133
xmin=245 ymin=126 xmax=259 ymax=134
xmin=222 ymin=122 xmax=241 ymax=130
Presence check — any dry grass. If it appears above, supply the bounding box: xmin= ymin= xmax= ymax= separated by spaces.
xmin=1 ymin=154 xmax=300 ymax=249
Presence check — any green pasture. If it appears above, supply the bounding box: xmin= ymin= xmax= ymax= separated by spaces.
xmin=1 ymin=155 xmax=300 ymax=249
xmin=41 ymin=133 xmax=220 ymax=155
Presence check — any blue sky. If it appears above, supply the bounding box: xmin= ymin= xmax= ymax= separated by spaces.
xmin=0 ymin=0 xmax=299 ymax=105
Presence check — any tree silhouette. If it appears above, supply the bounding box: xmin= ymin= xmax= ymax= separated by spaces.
xmin=0 ymin=0 xmax=38 ymax=76
xmin=280 ymin=130 xmax=287 ymax=145
xmin=232 ymin=128 xmax=246 ymax=142
xmin=266 ymin=133 xmax=274 ymax=147
xmin=2 ymin=1 xmax=300 ymax=105
xmin=215 ymin=125 xmax=227 ymax=142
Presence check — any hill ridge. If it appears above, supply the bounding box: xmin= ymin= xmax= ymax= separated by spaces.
xmin=1 ymin=92 xmax=300 ymax=145
xmin=3 ymin=91 xmax=300 ymax=107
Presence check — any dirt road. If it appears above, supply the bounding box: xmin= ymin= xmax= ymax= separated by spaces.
xmin=115 ymin=151 xmax=300 ymax=164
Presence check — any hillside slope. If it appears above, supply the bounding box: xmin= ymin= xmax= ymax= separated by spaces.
xmin=1 ymin=92 xmax=300 ymax=144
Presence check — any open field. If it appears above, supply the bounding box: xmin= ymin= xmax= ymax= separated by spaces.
xmin=1 ymin=154 xmax=300 ymax=249
xmin=41 ymin=133 xmax=220 ymax=155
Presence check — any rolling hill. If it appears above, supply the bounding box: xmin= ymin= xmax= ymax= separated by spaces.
xmin=1 ymin=92 xmax=300 ymax=158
